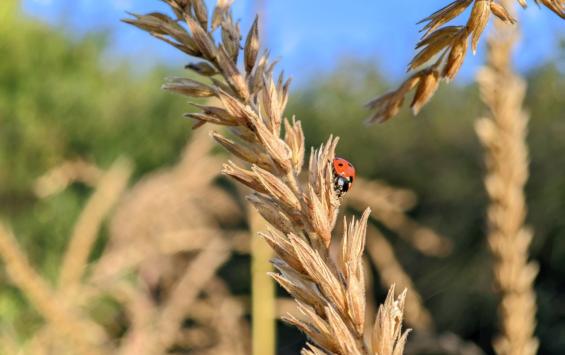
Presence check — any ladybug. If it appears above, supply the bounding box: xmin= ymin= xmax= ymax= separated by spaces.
xmin=332 ymin=157 xmax=356 ymax=197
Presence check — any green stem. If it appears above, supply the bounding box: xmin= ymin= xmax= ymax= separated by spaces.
xmin=250 ymin=207 xmax=276 ymax=355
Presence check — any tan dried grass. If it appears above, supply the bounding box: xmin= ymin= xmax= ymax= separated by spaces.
xmin=1 ymin=144 xmax=244 ymax=353
xmin=91 ymin=129 xmax=241 ymax=284
xmin=366 ymin=0 xmax=563 ymax=124
xmin=33 ymin=159 xmax=103 ymax=198
xmin=155 ymin=236 xmax=230 ymax=351
xmin=89 ymin=131 xmax=247 ymax=354
xmin=0 ymin=223 xmax=108 ymax=354
xmin=59 ymin=158 xmax=132 ymax=289
xmin=125 ymin=1 xmax=411 ymax=353
xmin=475 ymin=2 xmax=539 ymax=354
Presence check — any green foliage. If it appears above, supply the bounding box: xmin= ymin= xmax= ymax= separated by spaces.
xmin=0 ymin=12 xmax=189 ymax=333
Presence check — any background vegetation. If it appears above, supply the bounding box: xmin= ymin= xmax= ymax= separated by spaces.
xmin=0 ymin=3 xmax=564 ymax=354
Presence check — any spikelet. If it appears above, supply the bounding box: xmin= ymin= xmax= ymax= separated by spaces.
xmin=372 ymin=286 xmax=411 ymax=355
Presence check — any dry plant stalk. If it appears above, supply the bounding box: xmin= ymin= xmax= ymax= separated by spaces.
xmin=154 ymin=236 xmax=230 ymax=351
xmin=0 ymin=158 xmax=133 ymax=354
xmin=366 ymin=0 xmax=564 ymax=124
xmin=249 ymin=208 xmax=276 ymax=355
xmin=124 ymin=1 xmax=410 ymax=353
xmin=34 ymin=159 xmax=103 ymax=198
xmin=59 ymin=158 xmax=131 ymax=290
xmin=0 ymin=224 xmax=108 ymax=355
xmin=203 ymin=278 xmax=250 ymax=355
xmin=1 ymin=141 xmax=245 ymax=354
xmin=94 ymin=128 xmax=240 ymax=283
xmin=366 ymin=225 xmax=433 ymax=332
xmin=475 ymin=2 xmax=538 ymax=354
xmin=91 ymin=130 xmax=246 ymax=354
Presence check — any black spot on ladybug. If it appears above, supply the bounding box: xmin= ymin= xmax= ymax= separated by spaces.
xmin=338 ymin=163 xmax=344 ymax=167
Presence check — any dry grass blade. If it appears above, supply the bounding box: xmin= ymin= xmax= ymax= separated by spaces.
xmin=156 ymin=237 xmax=230 ymax=351
xmin=442 ymin=27 xmax=470 ymax=80
xmin=0 ymin=223 xmax=107 ymax=353
xmin=366 ymin=0 xmax=563 ymax=124
xmin=59 ymin=158 xmax=132 ymax=289
xmin=185 ymin=61 xmax=219 ymax=76
xmin=490 ymin=2 xmax=518 ymax=23
xmin=192 ymin=0 xmax=209 ymax=30
xmin=33 ymin=159 xmax=103 ymax=198
xmin=124 ymin=1 xmax=411 ymax=353
xmin=302 ymin=343 xmax=329 ymax=355
xmin=1 ymin=126 xmax=244 ymax=353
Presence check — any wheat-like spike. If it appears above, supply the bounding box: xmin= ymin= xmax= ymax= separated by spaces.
xmin=475 ymin=2 xmax=539 ymax=354
xmin=124 ymin=2 xmax=410 ymax=353
xmin=366 ymin=0 xmax=563 ymax=124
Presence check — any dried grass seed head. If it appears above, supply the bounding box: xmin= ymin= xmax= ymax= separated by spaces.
xmin=124 ymin=2 xmax=412 ymax=353
xmin=366 ymin=0 xmax=564 ymax=123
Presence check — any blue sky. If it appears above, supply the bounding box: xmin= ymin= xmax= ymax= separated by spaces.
xmin=22 ymin=0 xmax=565 ymax=85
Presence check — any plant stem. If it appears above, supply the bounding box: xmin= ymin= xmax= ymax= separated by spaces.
xmin=250 ymin=207 xmax=276 ymax=355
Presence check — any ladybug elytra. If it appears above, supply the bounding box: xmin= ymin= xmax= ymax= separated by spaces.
xmin=332 ymin=157 xmax=356 ymax=197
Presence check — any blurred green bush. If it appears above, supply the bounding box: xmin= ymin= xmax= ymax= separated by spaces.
xmin=0 ymin=9 xmax=189 ymax=338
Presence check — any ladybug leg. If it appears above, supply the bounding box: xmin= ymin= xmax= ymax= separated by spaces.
xmin=333 ymin=175 xmax=341 ymax=197
xmin=333 ymin=175 xmax=350 ymax=197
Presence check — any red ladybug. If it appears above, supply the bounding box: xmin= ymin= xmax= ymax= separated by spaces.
xmin=332 ymin=157 xmax=356 ymax=197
